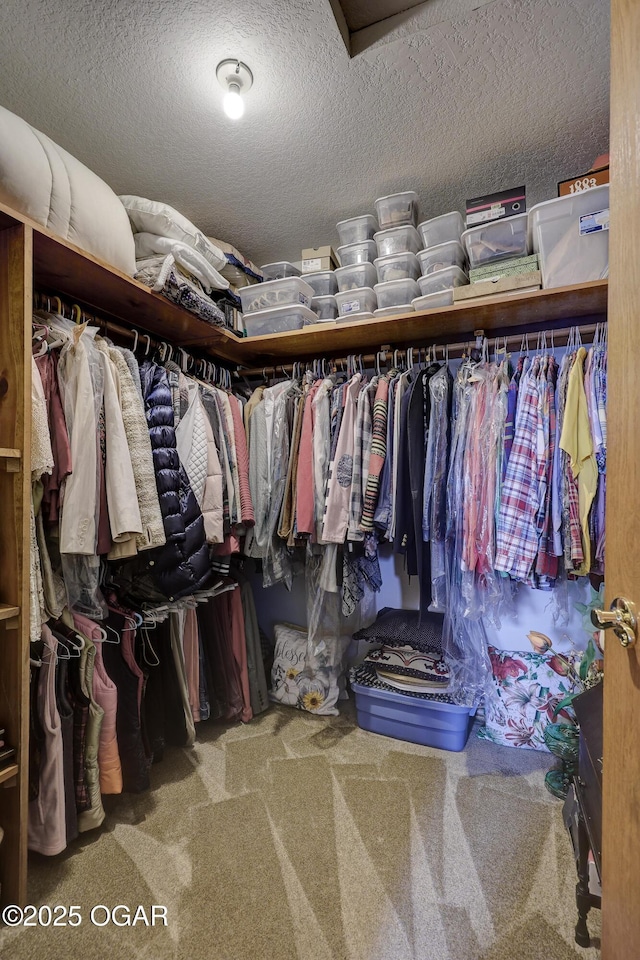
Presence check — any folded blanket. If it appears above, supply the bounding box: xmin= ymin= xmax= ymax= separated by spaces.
xmin=134 ymin=233 xmax=229 ymax=293
xmin=134 ymin=255 xmax=229 ymax=328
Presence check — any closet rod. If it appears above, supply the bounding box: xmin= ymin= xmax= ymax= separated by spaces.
xmin=33 ymin=290 xmax=232 ymax=373
xmin=237 ymin=321 xmax=604 ymax=379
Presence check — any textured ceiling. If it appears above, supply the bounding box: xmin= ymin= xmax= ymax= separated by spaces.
xmin=0 ymin=0 xmax=609 ymax=269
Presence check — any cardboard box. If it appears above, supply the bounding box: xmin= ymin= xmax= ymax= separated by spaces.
xmin=469 ymin=253 xmax=539 ymax=283
xmin=301 ymin=245 xmax=338 ymax=273
xmin=558 ymin=165 xmax=609 ymax=198
xmin=465 ymin=185 xmax=526 ymax=227
xmin=453 ymin=271 xmax=541 ymax=303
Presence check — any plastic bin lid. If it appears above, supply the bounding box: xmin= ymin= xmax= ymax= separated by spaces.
xmin=336 ymin=214 xmax=377 ymax=227
xmin=375 ymin=190 xmax=419 ymax=204
xmin=243 ymin=302 xmax=317 ymax=323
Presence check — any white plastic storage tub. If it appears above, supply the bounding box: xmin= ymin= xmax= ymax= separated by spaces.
xmin=417 ymin=265 xmax=469 ymax=297
xmin=311 ymin=295 xmax=338 ymax=321
xmin=417 ymin=240 xmax=466 ymax=276
xmin=529 ymin=184 xmax=609 ymax=288
xmin=374 ymin=191 xmax=419 ymax=230
xmin=239 ymin=276 xmax=314 ymax=315
xmin=374 ymin=251 xmax=420 ymax=283
xmin=374 ymin=278 xmax=420 ymax=309
xmin=243 ymin=303 xmax=317 ymax=337
xmin=304 ymin=270 xmax=337 ymax=296
xmin=461 ymin=213 xmax=529 ymax=268
xmin=335 ymin=286 xmax=377 ymax=317
xmin=418 ymin=211 xmax=464 ymax=250
xmin=337 ymin=240 xmax=377 ymax=266
xmin=260 ymin=261 xmax=301 ymax=280
xmin=374 ymin=225 xmax=422 ymax=258
xmin=336 ymin=214 xmax=379 ymax=246
xmin=351 ymin=681 xmax=476 ymax=751
xmin=335 ymin=261 xmax=378 ymax=293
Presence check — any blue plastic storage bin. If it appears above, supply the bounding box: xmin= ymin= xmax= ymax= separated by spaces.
xmin=351 ymin=680 xmax=476 ymax=752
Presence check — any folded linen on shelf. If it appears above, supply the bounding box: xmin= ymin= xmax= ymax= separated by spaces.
xmin=134 ymin=255 xmax=228 ymax=327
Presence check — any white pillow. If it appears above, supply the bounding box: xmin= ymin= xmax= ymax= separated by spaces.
xmin=133 ymin=233 xmax=229 ymax=292
xmin=120 ymin=195 xmax=227 ymax=274
xmin=270 ymin=623 xmax=342 ymax=716
xmin=0 ymin=104 xmax=136 ymax=276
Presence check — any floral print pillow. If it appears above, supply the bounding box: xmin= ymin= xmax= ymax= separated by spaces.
xmin=477 ymin=646 xmax=579 ymax=751
xmin=270 ymin=623 xmax=341 ymax=717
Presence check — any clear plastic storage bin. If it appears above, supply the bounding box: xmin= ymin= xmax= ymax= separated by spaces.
xmin=335 ymin=261 xmax=378 ymax=293
xmin=417 ymin=240 xmax=466 ymax=276
xmin=374 ymin=278 xmax=420 ymax=309
xmin=374 ymin=251 xmax=420 ymax=283
xmin=303 ymin=270 xmax=337 ymax=296
xmin=337 ymin=239 xmax=377 ymax=266
xmin=374 ymin=225 xmax=422 ymax=258
xmin=239 ymin=276 xmax=314 ymax=315
xmin=417 ymin=211 xmax=464 ymax=250
xmin=260 ymin=261 xmax=301 ymax=280
xmin=461 ymin=213 xmax=529 ymax=268
xmin=528 ymin=184 xmax=609 ymax=288
xmin=243 ymin=303 xmax=317 ymax=337
xmin=335 ymin=286 xmax=377 ymax=317
xmin=374 ymin=191 xmax=419 ymax=230
xmin=311 ymin=295 xmax=338 ymax=321
xmin=336 ymin=214 xmax=379 ymax=246
xmin=417 ymin=265 xmax=469 ymax=297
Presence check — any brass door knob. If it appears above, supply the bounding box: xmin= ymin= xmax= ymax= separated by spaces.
xmin=591 ymin=597 xmax=637 ymax=647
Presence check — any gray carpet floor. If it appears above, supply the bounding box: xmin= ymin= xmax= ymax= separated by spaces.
xmin=1 ymin=703 xmax=601 ymax=959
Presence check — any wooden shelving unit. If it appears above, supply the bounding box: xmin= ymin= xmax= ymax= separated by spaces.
xmin=0 ymin=197 xmax=610 ymax=909
xmin=237 ymin=280 xmax=608 ymax=362
xmin=0 ymin=197 xmax=609 ymax=369
xmin=0 ymin=212 xmax=30 ymax=909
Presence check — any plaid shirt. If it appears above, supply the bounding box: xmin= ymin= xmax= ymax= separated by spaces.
xmin=495 ymin=361 xmax=541 ymax=580
xmin=535 ymin=357 xmax=558 ymax=582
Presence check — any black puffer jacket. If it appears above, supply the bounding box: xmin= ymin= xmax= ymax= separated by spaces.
xmin=139 ymin=361 xmax=212 ymax=600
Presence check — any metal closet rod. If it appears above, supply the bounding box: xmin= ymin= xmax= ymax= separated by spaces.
xmin=32 ymin=290 xmax=234 ymax=379
xmin=237 ymin=321 xmax=605 ymax=379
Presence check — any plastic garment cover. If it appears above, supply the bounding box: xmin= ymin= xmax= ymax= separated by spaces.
xmin=441 ymin=361 xmax=491 ymax=706
xmin=303 ymin=547 xmax=374 ymax=714
xmin=460 ymin=360 xmax=511 ymax=622
xmin=53 ymin=317 xmax=107 ymax=619
xmin=423 ymin=365 xmax=452 ymax=612
xmin=262 ymin=381 xmax=298 ymax=589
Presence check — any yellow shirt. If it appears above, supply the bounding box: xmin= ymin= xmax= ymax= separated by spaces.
xmin=560 ymin=346 xmax=598 ymax=575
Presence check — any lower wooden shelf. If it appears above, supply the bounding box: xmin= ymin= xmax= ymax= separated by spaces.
xmin=0 ymin=605 xmax=19 ymax=622
xmin=0 ymin=764 xmax=18 ymax=787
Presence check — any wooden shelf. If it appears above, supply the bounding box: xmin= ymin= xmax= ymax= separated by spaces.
xmin=0 ymin=605 xmax=19 ymax=622
xmin=0 ymin=764 xmax=18 ymax=786
xmin=0 ymin=198 xmax=609 ymax=367
xmin=0 ymin=198 xmax=247 ymax=365
xmin=238 ymin=280 xmax=608 ymax=363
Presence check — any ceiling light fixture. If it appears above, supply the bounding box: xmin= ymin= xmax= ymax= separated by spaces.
xmin=216 ymin=59 xmax=253 ymax=120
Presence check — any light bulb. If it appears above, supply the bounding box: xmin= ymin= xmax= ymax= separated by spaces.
xmin=223 ymin=82 xmax=244 ymax=119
